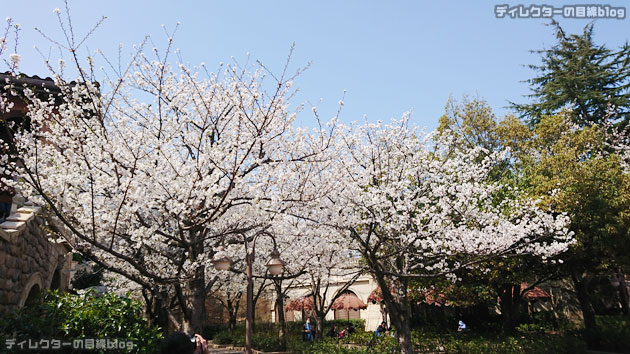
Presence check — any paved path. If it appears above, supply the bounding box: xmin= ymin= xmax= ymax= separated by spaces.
xmin=207 ymin=349 xmax=244 ymax=354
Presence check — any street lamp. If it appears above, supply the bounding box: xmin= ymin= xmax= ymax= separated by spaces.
xmin=266 ymin=249 xmax=286 ymax=276
xmin=213 ymin=233 xmax=284 ymax=354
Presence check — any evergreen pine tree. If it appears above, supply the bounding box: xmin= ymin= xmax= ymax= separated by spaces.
xmin=512 ymin=21 xmax=630 ymax=127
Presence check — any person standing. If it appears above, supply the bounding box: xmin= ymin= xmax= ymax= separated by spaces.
xmin=303 ymin=318 xmax=314 ymax=342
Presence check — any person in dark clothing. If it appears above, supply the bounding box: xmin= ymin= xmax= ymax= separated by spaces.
xmin=161 ymin=332 xmax=207 ymax=354
xmin=375 ymin=321 xmax=387 ymax=337
xmin=347 ymin=322 xmax=355 ymax=335
xmin=326 ymin=324 xmax=338 ymax=338
xmin=302 ymin=318 xmax=314 ymax=342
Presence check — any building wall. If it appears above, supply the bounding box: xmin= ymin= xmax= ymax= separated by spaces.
xmin=273 ymin=275 xmax=386 ymax=332
xmin=0 ymin=204 xmax=72 ymax=314
xmin=206 ymin=294 xmax=274 ymax=325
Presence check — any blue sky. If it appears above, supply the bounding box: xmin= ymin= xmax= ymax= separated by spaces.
xmin=3 ymin=1 xmax=629 ymax=130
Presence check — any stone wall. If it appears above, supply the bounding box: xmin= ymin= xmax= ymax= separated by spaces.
xmin=205 ymin=294 xmax=274 ymax=325
xmin=0 ymin=203 xmax=72 ymax=314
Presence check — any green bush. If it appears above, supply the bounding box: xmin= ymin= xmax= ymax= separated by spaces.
xmin=340 ymin=331 xmax=372 ymax=345
xmin=201 ymin=324 xmax=229 ymax=340
xmin=253 ymin=332 xmax=286 ymax=352
xmin=412 ymin=330 xmax=586 ymax=354
xmin=580 ymin=315 xmax=630 ymax=352
xmin=0 ymin=290 xmax=162 ymax=354
xmin=212 ymin=330 xmax=234 ymax=345
xmin=293 ymin=338 xmax=362 ymax=354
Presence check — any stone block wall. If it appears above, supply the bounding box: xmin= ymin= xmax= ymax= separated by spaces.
xmin=0 ymin=204 xmax=72 ymax=314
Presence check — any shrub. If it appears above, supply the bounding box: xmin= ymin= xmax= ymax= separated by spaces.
xmin=0 ymin=290 xmax=162 ymax=354
xmin=253 ymin=333 xmax=286 ymax=352
xmin=201 ymin=324 xmax=229 ymax=340
xmin=212 ymin=330 xmax=234 ymax=345
xmin=580 ymin=315 xmax=630 ymax=352
xmin=294 ymin=338 xmax=362 ymax=354
xmin=412 ymin=330 xmax=586 ymax=354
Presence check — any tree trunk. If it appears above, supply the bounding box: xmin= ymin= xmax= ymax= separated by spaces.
xmin=395 ymin=318 xmax=413 ymax=354
xmin=372 ymin=273 xmax=413 ymax=354
xmin=385 ymin=297 xmax=413 ymax=354
xmin=499 ymin=284 xmax=522 ymax=334
xmin=246 ymin=255 xmax=254 ymax=354
xmin=146 ymin=289 xmax=169 ymax=334
xmin=226 ymin=294 xmax=241 ymax=331
xmin=183 ymin=265 xmax=206 ymax=334
xmin=142 ymin=288 xmax=167 ymax=332
xmin=572 ymin=273 xmax=596 ymax=330
xmin=315 ymin=310 xmax=325 ymax=340
xmin=229 ymin=312 xmax=237 ymax=331
xmin=618 ymin=274 xmax=630 ymax=316
xmin=274 ymin=280 xmax=287 ymax=339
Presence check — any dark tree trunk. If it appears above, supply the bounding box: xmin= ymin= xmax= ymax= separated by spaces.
xmin=572 ymin=273 xmax=596 ymax=330
xmin=618 ymin=274 xmax=630 ymax=316
xmin=183 ymin=265 xmax=207 ymax=334
xmin=183 ymin=266 xmax=206 ymax=334
xmin=226 ymin=293 xmax=241 ymax=331
xmin=144 ymin=288 xmax=169 ymax=334
xmin=396 ymin=317 xmax=413 ymax=354
xmin=229 ymin=312 xmax=237 ymax=331
xmin=373 ymin=272 xmax=413 ymax=354
xmin=499 ymin=284 xmax=522 ymax=334
xmin=274 ymin=280 xmax=287 ymax=339
xmin=314 ymin=310 xmax=325 ymax=340
xmin=383 ymin=297 xmax=413 ymax=354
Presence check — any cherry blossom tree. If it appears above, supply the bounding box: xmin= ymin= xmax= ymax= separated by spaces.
xmin=323 ymin=117 xmax=574 ymax=354
xmin=291 ymin=228 xmax=361 ymax=339
xmin=0 ymin=12 xmax=340 ymax=332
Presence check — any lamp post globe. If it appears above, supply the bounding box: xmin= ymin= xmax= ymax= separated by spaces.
xmin=266 ymin=249 xmax=285 ymax=276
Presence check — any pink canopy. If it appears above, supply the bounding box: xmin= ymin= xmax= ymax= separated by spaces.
xmin=330 ymin=293 xmax=367 ymax=311
xmin=285 ymin=295 xmax=314 ymax=311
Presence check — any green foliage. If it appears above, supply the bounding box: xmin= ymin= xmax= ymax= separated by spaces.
xmin=252 ymin=332 xmax=287 ymax=352
xmin=512 ymin=21 xmax=630 ymax=127
xmin=207 ymin=320 xmax=369 ymax=352
xmin=211 ymin=330 xmax=233 ymax=345
xmin=201 ymin=323 xmax=229 ymax=340
xmin=71 ymin=265 xmax=104 ymax=290
xmin=205 ymin=321 xmax=590 ymax=354
xmin=580 ymin=316 xmax=630 ymax=352
xmin=521 ymin=114 xmax=630 ymax=274
xmin=413 ymin=330 xmax=586 ymax=354
xmin=0 ymin=290 xmax=162 ymax=354
xmin=517 ymin=309 xmax=571 ymax=332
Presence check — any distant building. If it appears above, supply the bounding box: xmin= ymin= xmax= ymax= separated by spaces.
xmin=272 ymin=274 xmax=386 ymax=331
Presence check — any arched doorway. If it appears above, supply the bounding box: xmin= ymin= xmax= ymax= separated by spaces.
xmin=23 ymin=284 xmax=41 ymax=306
xmin=18 ymin=273 xmax=44 ymax=308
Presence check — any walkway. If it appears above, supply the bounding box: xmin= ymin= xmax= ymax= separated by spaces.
xmin=207 ymin=348 xmax=244 ymax=354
